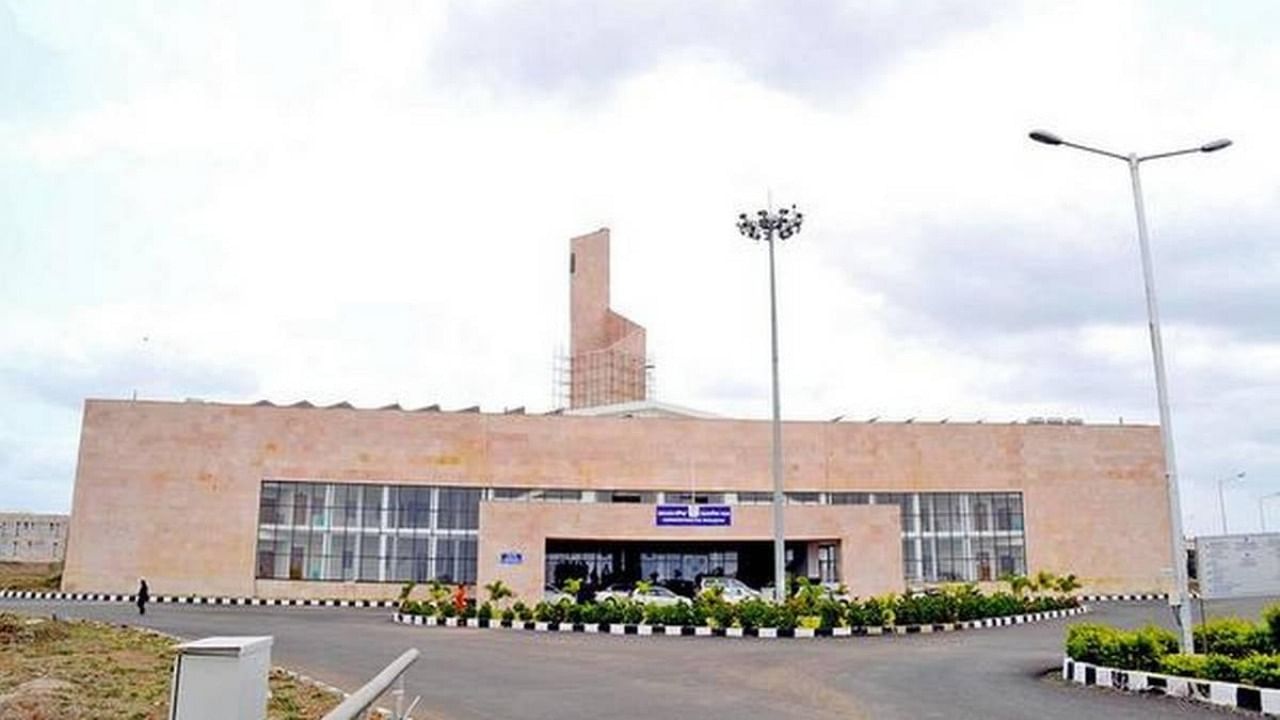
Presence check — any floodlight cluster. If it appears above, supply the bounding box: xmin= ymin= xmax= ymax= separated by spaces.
xmin=737 ymin=205 xmax=803 ymax=241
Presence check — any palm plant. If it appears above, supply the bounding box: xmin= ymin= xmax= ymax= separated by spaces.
xmin=1055 ymin=573 xmax=1082 ymax=596
xmin=427 ymin=579 xmax=450 ymax=605
xmin=1002 ymin=573 xmax=1033 ymax=598
xmin=562 ymin=578 xmax=583 ymax=600
xmin=484 ymin=579 xmax=514 ymax=608
xmin=1035 ymin=571 xmax=1058 ymax=596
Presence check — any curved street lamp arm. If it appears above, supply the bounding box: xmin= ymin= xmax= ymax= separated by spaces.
xmin=1059 ymin=139 xmax=1129 ymax=161
xmin=1139 ymin=147 xmax=1204 ymax=163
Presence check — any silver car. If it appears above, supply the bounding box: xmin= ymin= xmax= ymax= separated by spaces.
xmin=631 ymin=585 xmax=691 ymax=606
xmin=699 ymin=577 xmax=761 ymax=603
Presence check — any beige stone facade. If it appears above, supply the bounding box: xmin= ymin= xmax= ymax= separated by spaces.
xmin=63 ymin=398 xmax=1172 ymax=600
xmin=478 ymin=502 xmax=902 ymax=602
xmin=0 ymin=512 xmax=69 ymax=563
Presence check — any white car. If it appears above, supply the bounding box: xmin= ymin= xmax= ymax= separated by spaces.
xmin=544 ymin=584 xmax=575 ymax=603
xmin=630 ymin=585 xmax=691 ymax=606
xmin=593 ymin=583 xmax=634 ymax=603
xmin=699 ymin=577 xmax=761 ymax=603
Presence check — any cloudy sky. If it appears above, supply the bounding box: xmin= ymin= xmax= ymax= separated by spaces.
xmin=2 ymin=1 xmax=1278 ymax=536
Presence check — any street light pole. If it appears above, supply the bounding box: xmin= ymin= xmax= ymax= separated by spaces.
xmin=738 ymin=204 xmax=803 ymax=602
xmin=1216 ymin=471 xmax=1246 ymax=535
xmin=1029 ymin=129 xmax=1232 ymax=654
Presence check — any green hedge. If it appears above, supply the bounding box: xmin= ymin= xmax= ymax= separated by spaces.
xmin=401 ymin=581 xmax=1078 ymax=630
xmin=1065 ymin=624 xmax=1179 ymax=672
xmin=1067 ymin=604 xmax=1280 ymax=689
xmin=1194 ymin=617 xmax=1272 ymax=657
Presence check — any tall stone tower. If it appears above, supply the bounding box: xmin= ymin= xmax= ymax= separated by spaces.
xmin=569 ymin=228 xmax=647 ymax=408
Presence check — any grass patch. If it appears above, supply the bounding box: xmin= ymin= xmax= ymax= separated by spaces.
xmin=0 ymin=612 xmax=340 ymax=719
xmin=0 ymin=562 xmax=62 ymax=591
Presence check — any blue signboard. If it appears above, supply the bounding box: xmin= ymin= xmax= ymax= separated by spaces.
xmin=655 ymin=504 xmax=732 ymax=527
xmin=499 ymin=551 xmax=524 ymax=565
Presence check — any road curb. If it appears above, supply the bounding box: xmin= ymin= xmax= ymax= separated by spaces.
xmin=0 ymin=589 xmax=399 ymax=609
xmin=1063 ymin=655 xmax=1280 ymax=715
xmin=391 ymin=604 xmax=1089 ymax=639
xmin=1076 ymin=593 xmax=1168 ymax=602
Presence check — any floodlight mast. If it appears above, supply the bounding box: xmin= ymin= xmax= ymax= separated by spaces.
xmin=737 ymin=204 xmax=803 ymax=602
xmin=1029 ymin=129 xmax=1232 ymax=654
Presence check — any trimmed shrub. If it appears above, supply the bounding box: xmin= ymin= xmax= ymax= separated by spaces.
xmin=1239 ymin=654 xmax=1280 ymax=689
xmin=476 ymin=602 xmax=493 ymax=621
xmin=1160 ymin=652 xmax=1210 ymax=679
xmin=512 ymin=601 xmax=533 ymax=622
xmin=1065 ymin=624 xmax=1176 ymax=672
xmin=736 ymin=598 xmax=773 ymax=630
xmin=500 ymin=608 xmax=516 ymax=622
xmin=849 ymin=596 xmax=893 ymax=627
xmin=533 ymin=601 xmax=569 ymax=623
xmin=980 ymin=592 xmax=1024 ymax=618
xmin=694 ymin=591 xmax=736 ymax=629
xmin=1066 ymin=623 xmax=1119 ymax=666
xmin=817 ymin=599 xmax=844 ymax=629
xmin=1264 ymin=604 xmax=1280 ymax=653
xmin=643 ymin=602 xmax=694 ymax=627
xmin=1194 ymin=618 xmax=1271 ymax=658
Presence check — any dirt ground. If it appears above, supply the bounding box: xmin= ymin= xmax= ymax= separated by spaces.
xmin=0 ymin=612 xmax=339 ymax=719
xmin=0 ymin=563 xmax=62 ymax=592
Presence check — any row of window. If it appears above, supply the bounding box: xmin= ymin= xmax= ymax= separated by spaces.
xmin=256 ymin=481 xmax=1026 ymax=586
xmin=258 ymin=481 xmax=482 ymax=531
xmin=256 ymin=481 xmax=479 ymax=583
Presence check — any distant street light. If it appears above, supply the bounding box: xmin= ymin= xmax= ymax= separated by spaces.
xmin=737 ymin=204 xmax=803 ymax=602
xmin=1217 ymin=471 xmax=1247 ymax=534
xmin=1260 ymin=491 xmax=1280 ymax=532
xmin=1029 ymin=128 xmax=1232 ymax=654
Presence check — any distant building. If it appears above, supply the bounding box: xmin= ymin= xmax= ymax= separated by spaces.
xmin=0 ymin=513 xmax=69 ymax=563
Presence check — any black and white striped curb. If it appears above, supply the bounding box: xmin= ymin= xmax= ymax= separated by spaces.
xmin=0 ymin=589 xmax=399 ymax=609
xmin=392 ymin=605 xmax=1087 ymax=639
xmin=1064 ymin=656 xmax=1280 ymax=716
xmin=1077 ymin=593 xmax=1167 ymax=602
xmin=1 ymin=588 xmax=1163 ymax=609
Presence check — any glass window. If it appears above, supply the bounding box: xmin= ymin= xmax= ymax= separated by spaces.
xmin=736 ymin=492 xmax=773 ymax=505
xmin=831 ymin=492 xmax=870 ymax=505
xmin=255 ymin=480 xmax=481 ymax=586
xmin=606 ymin=490 xmax=656 ymax=504
xmin=667 ymin=492 xmax=725 ymax=505
xmin=362 ymin=486 xmax=382 ymax=529
xmin=438 ymin=488 xmax=481 ymax=530
xmin=785 ymin=492 xmax=820 ymax=505
xmin=531 ymin=489 xmax=581 ymax=503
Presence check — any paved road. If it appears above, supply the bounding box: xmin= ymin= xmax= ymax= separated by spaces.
xmin=3 ymin=597 xmax=1273 ymax=719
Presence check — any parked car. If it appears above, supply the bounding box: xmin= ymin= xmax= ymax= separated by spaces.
xmin=630 ymin=585 xmax=691 ymax=606
xmin=699 ymin=577 xmax=761 ymax=603
xmin=544 ymin=584 xmax=574 ymax=603
xmin=593 ymin=583 xmax=634 ymax=603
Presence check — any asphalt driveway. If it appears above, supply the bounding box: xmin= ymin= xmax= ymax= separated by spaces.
xmin=3 ymin=597 xmax=1273 ymax=719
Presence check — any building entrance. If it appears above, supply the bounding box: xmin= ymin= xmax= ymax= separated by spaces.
xmin=545 ymin=539 xmax=814 ymax=596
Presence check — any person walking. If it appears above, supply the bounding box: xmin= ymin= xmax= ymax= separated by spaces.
xmin=136 ymin=578 xmax=149 ymax=615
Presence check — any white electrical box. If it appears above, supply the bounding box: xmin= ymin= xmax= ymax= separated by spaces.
xmin=169 ymin=636 xmax=273 ymax=720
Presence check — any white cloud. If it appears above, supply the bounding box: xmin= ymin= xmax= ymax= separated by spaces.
xmin=2 ymin=1 xmax=1279 ymax=534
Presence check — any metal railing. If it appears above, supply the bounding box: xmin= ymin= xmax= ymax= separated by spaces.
xmin=322 ymin=648 xmax=420 ymax=720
